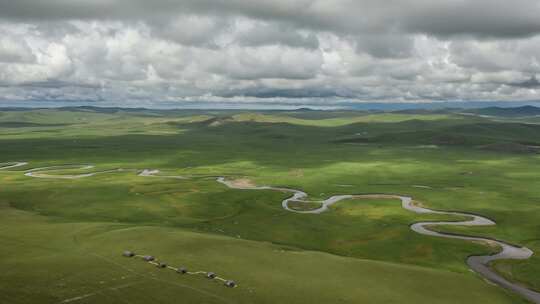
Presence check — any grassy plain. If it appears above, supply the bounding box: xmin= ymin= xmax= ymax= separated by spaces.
xmin=1 ymin=107 xmax=539 ymax=303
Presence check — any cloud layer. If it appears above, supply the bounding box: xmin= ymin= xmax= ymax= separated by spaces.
xmin=0 ymin=0 xmax=539 ymax=104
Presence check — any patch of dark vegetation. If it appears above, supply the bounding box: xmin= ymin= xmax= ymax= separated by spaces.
xmin=0 ymin=122 xmax=68 ymax=128
xmin=479 ymin=143 xmax=540 ymax=154
xmin=336 ymin=121 xmax=540 ymax=153
xmin=265 ymin=134 xmax=290 ymax=140
xmin=277 ymin=245 xmax=303 ymax=252
xmin=393 ymin=109 xmax=455 ymax=115
xmin=59 ymin=106 xmax=169 ymax=117
xmin=30 ymin=129 xmax=62 ymax=133
xmin=461 ymin=106 xmax=540 ymax=117
xmin=429 ymin=134 xmax=472 ymax=145
xmin=336 ymin=131 xmax=489 ymax=146
xmin=284 ymin=110 xmax=374 ymax=119
xmin=74 ymin=145 xmax=103 ymax=149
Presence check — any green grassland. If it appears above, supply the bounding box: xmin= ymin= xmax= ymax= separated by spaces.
xmin=1 ymin=107 xmax=539 ymax=303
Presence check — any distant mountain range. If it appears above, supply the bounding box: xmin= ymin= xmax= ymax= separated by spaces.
xmin=1 ymin=104 xmax=540 ymax=117
xmin=458 ymin=106 xmax=540 ymax=117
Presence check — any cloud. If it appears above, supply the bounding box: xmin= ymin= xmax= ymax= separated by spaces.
xmin=0 ymin=37 xmax=35 ymax=63
xmin=508 ymin=75 xmax=540 ymax=88
xmin=0 ymin=1 xmax=539 ymax=104
xmin=148 ymin=16 xmax=232 ymax=48
xmin=234 ymin=20 xmax=319 ymax=49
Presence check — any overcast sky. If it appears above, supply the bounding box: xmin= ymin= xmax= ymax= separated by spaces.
xmin=1 ymin=0 xmax=540 ymax=105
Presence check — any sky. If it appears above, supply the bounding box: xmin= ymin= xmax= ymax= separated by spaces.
xmin=1 ymin=0 xmax=540 ymax=108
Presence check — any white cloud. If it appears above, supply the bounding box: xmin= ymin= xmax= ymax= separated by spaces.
xmin=0 ymin=1 xmax=539 ymax=104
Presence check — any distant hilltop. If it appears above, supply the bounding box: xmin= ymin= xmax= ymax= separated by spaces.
xmin=1 ymin=104 xmax=540 ymax=117
xmin=459 ymin=105 xmax=540 ymax=117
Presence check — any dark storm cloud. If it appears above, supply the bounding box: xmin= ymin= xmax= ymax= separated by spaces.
xmin=402 ymin=1 xmax=540 ymax=38
xmin=2 ymin=0 xmax=540 ymax=38
xmin=509 ymin=76 xmax=540 ymax=88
